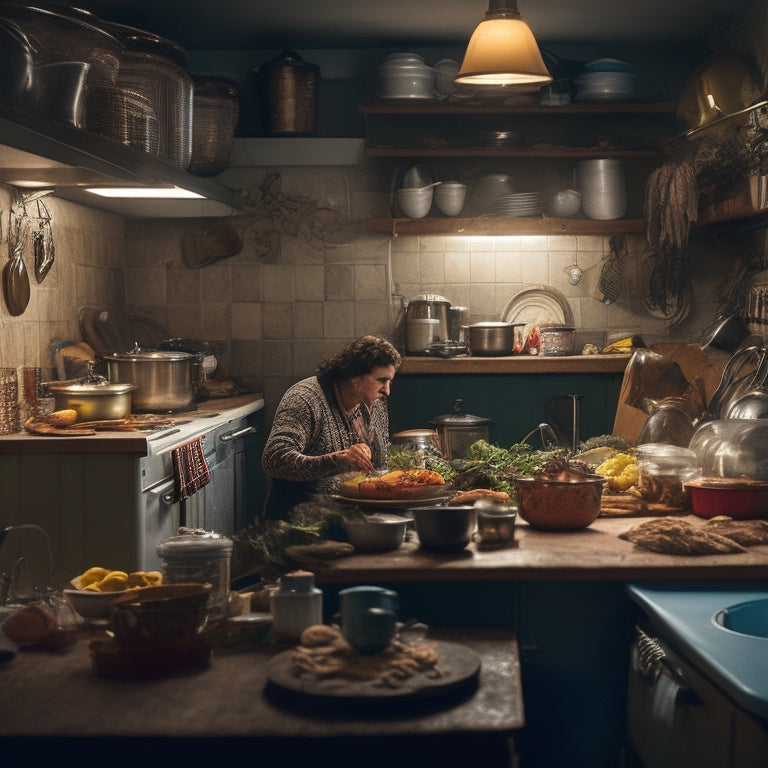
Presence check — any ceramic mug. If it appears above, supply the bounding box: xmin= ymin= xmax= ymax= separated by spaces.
xmin=338 ymin=585 xmax=399 ymax=655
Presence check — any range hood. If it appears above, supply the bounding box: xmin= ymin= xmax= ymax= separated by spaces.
xmin=0 ymin=104 xmax=244 ymax=218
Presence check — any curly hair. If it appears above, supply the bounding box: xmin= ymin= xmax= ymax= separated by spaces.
xmin=317 ymin=335 xmax=401 ymax=382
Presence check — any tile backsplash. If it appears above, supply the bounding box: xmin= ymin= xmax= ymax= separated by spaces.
xmin=0 ymin=163 xmax=735 ymax=425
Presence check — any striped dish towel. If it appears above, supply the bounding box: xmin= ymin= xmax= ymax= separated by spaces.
xmin=172 ymin=436 xmax=211 ymax=500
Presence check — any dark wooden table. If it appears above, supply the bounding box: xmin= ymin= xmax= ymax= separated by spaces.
xmin=0 ymin=626 xmax=524 ymax=767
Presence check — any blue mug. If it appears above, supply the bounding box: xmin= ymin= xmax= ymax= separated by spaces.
xmin=338 ymin=585 xmax=399 ymax=655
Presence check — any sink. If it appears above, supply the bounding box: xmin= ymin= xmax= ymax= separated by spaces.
xmin=714 ymin=598 xmax=768 ymax=638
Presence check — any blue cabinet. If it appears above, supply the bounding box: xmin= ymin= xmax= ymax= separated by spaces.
xmin=389 ymin=372 xmax=623 ymax=448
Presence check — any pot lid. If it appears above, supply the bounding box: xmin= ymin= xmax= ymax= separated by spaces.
xmin=156 ymin=527 xmax=232 ymax=557
xmin=408 ymin=293 xmax=450 ymax=306
xmin=107 ymin=349 xmax=195 ymax=362
xmin=428 ymin=398 xmax=492 ymax=427
xmin=47 ymin=381 xmax=136 ymax=395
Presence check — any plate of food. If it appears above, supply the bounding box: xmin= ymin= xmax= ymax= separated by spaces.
xmin=336 ymin=469 xmax=450 ymax=503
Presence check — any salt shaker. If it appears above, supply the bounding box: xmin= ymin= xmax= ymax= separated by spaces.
xmin=270 ymin=570 xmax=323 ymax=643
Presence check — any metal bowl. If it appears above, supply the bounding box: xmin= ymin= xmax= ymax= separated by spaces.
xmin=344 ymin=514 xmax=408 ymax=553
xmin=410 ymin=505 xmax=477 ymax=552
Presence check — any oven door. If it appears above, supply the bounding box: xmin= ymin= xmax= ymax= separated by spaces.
xmin=626 ymin=624 xmax=731 ymax=768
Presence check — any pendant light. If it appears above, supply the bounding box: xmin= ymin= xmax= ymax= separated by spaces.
xmin=455 ymin=0 xmax=553 ymax=87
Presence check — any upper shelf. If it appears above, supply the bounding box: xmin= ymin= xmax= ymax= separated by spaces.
xmin=0 ymin=105 xmax=242 ymax=217
xmin=360 ymin=100 xmax=681 ymax=160
xmin=368 ymin=216 xmax=646 ymax=237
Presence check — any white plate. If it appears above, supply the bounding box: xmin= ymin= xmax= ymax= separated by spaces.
xmin=501 ymin=286 xmax=575 ymax=327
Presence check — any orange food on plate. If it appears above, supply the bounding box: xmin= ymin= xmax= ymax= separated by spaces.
xmin=357 ymin=469 xmax=445 ymax=499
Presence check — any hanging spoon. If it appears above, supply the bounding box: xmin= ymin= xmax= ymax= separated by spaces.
xmin=2 ymin=215 xmax=30 ymax=316
xmin=33 ymin=198 xmax=54 ymax=283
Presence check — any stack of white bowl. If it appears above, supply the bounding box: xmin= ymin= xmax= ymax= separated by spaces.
xmin=397 ymin=185 xmax=434 ymax=218
xmin=379 ymin=53 xmax=436 ymax=100
xmin=576 ymin=159 xmax=627 ymax=220
xmin=435 ymin=181 xmax=467 ymax=216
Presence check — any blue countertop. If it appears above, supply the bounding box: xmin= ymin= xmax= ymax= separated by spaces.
xmin=627 ymin=581 xmax=768 ymax=723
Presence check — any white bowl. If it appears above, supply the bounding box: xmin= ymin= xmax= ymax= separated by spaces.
xmin=63 ymin=588 xmax=127 ymax=619
xmin=435 ymin=182 xmax=467 ymax=216
xmin=398 ymin=187 xmax=433 ymax=218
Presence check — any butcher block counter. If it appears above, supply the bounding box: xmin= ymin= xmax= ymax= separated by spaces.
xmin=0 ymin=626 xmax=523 ymax=767
xmin=308 ymin=515 xmax=768 ymax=585
xmin=0 ymin=393 xmax=265 ymax=454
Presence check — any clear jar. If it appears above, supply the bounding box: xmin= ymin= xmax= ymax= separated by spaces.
xmin=157 ymin=528 xmax=232 ymax=622
xmin=635 ymin=443 xmax=701 ymax=507
xmin=269 ymin=570 xmax=323 ymax=643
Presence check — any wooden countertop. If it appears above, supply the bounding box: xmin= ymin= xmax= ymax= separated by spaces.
xmin=0 ymin=626 xmax=523 ymax=763
xmin=0 ymin=393 xmax=264 ymax=455
xmin=310 ymin=516 xmax=768 ymax=584
xmin=398 ymin=354 xmax=630 ymax=374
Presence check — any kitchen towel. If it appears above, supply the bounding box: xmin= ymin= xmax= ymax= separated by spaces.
xmin=172 ymin=437 xmax=210 ymax=500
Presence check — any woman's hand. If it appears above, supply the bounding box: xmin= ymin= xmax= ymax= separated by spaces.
xmin=336 ymin=442 xmax=374 ymax=474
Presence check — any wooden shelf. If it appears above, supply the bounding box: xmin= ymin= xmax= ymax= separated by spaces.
xmin=367 ymin=216 xmax=646 ymax=236
xmin=360 ymin=101 xmax=678 ymax=116
xmin=366 ymin=146 xmax=658 ymax=159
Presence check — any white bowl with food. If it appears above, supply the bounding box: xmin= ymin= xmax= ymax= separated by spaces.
xmin=344 ymin=513 xmax=409 ymax=553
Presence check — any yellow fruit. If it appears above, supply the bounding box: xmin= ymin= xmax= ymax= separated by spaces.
xmin=127 ymin=570 xmax=163 ymax=587
xmin=79 ymin=566 xmax=110 ymax=588
xmin=596 ymin=453 xmax=639 ymax=492
xmin=96 ymin=571 xmax=129 ymax=592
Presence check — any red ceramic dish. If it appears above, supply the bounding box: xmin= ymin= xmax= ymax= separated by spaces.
xmin=685 ymin=478 xmax=768 ymax=519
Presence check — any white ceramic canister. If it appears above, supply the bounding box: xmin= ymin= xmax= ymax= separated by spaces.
xmin=156 ymin=527 xmax=233 ymax=622
xmin=577 ymin=159 xmax=627 ymax=220
xmin=270 ymin=570 xmax=323 ymax=643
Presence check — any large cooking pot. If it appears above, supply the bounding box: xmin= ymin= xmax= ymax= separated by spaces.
xmin=105 ymin=349 xmax=195 ymax=412
xmin=46 ymin=381 xmax=136 ymax=422
xmin=467 ymin=321 xmax=521 ymax=356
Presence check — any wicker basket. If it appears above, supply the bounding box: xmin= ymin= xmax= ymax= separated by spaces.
xmin=256 ymin=49 xmax=320 ymax=136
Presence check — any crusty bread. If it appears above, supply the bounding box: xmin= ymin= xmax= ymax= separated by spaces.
xmin=46 ymin=409 xmax=78 ymax=427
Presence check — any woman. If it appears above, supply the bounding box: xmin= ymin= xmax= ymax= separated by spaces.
xmin=261 ymin=335 xmax=402 ymax=520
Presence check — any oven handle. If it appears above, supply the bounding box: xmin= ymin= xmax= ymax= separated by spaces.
xmin=218 ymin=425 xmax=257 ymax=443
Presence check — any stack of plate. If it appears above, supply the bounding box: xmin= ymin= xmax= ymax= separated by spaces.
xmin=492 ymin=192 xmax=543 ymax=217
xmin=575 ymin=58 xmax=637 ymax=102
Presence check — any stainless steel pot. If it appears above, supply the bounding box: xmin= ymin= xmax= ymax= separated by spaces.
xmin=105 ymin=350 xmax=195 ymax=412
xmin=46 ymin=381 xmax=136 ymax=422
xmin=467 ymin=321 xmax=520 ymax=356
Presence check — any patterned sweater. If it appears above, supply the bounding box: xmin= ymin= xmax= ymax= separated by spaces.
xmin=261 ymin=376 xmax=390 ymax=519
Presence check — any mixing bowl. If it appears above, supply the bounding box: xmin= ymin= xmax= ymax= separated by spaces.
xmin=435 ymin=181 xmax=468 ymax=216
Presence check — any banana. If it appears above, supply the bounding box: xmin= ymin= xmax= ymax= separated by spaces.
xmin=78 ymin=566 xmax=111 ymax=588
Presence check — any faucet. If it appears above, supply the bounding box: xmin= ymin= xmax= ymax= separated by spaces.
xmin=0 ymin=524 xmax=56 ymax=605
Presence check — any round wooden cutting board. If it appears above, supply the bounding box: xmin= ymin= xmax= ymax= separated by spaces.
xmin=264 ymin=640 xmax=481 ymax=707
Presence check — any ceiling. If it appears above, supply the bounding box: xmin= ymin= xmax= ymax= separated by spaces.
xmin=79 ymin=0 xmax=756 ymax=51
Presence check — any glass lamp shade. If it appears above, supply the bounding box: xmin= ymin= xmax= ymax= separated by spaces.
xmin=455 ymin=17 xmax=553 ymax=86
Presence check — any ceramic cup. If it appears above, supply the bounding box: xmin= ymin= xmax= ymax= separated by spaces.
xmin=338 ymin=585 xmax=399 ymax=655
